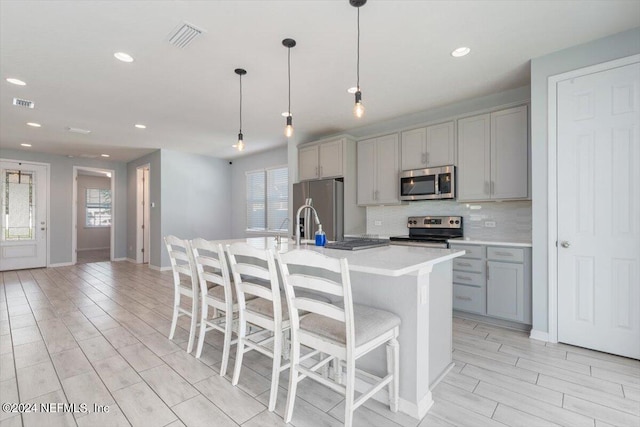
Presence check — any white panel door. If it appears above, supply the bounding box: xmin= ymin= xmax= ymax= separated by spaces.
xmin=557 ymin=62 xmax=640 ymax=359
xmin=0 ymin=161 xmax=48 ymax=271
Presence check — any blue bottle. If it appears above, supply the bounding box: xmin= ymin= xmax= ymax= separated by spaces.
xmin=315 ymin=224 xmax=326 ymax=247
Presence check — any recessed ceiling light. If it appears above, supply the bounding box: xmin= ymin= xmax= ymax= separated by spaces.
xmin=101 ymin=154 xmax=110 ymax=158
xmin=26 ymin=122 xmax=41 ymax=127
xmin=134 ymin=124 xmax=146 ymax=129
xmin=451 ymin=47 xmax=471 ymax=57
xmin=347 ymin=87 xmax=358 ymax=94
xmin=114 ymin=52 xmax=134 ymax=63
xmin=6 ymin=78 xmax=26 ymax=86
xmin=20 ymin=143 xmax=32 ymax=147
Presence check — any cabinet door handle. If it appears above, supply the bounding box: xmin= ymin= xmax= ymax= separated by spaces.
xmin=320 ymin=166 xmax=323 ymax=176
xmin=455 ymin=296 xmax=472 ymax=301
xmin=315 ymin=166 xmax=319 ymax=177
xmin=490 ymin=181 xmax=495 ymax=195
xmin=494 ymin=251 xmax=512 ymax=257
xmin=457 ymin=262 xmax=472 ymax=267
xmin=484 ymin=181 xmax=490 ymax=195
xmin=457 ymin=275 xmax=472 ymax=281
xmin=375 ymin=190 xmax=379 ymax=200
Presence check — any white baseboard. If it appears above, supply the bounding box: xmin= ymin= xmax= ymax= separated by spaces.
xmin=354 ymin=375 xmax=433 ymax=420
xmin=113 ymin=257 xmax=127 ymax=262
xmin=49 ymin=262 xmax=74 ymax=268
xmin=399 ymin=392 xmax=434 ymax=420
xmin=125 ymin=258 xmax=138 ymax=263
xmin=149 ymin=264 xmax=171 ymax=272
xmin=529 ymin=329 xmax=550 ymax=342
xmin=77 ymin=247 xmax=110 ymax=251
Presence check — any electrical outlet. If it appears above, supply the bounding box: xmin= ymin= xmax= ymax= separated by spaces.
xmin=484 ymin=221 xmax=496 ymax=228
xmin=374 ymin=220 xmax=382 ymax=226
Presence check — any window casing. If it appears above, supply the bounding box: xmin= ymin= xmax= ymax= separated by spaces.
xmin=86 ymin=188 xmax=112 ymax=227
xmin=246 ymin=166 xmax=288 ymax=232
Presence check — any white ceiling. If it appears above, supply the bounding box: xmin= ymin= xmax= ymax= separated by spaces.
xmin=1 ymin=1 xmax=638 ymax=162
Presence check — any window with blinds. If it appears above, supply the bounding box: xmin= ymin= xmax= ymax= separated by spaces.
xmin=86 ymin=188 xmax=112 ymax=227
xmin=246 ymin=166 xmax=288 ymax=232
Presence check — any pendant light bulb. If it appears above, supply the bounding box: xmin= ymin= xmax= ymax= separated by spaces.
xmin=284 ymin=115 xmax=294 ymax=137
xmin=354 ymin=90 xmax=364 ymax=118
xmin=237 ymin=133 xmax=244 ymax=151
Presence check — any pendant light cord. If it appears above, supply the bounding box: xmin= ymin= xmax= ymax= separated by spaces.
xmin=288 ymin=46 xmax=292 ymax=115
xmin=239 ymin=73 xmax=243 ymax=133
xmin=356 ymin=6 xmax=360 ymax=90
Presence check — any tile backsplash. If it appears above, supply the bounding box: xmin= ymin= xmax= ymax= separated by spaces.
xmin=366 ymin=200 xmax=532 ymax=242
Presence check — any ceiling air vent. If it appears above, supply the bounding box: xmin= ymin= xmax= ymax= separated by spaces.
xmin=167 ymin=22 xmax=205 ymax=48
xmin=13 ymin=98 xmax=35 ymax=109
xmin=66 ymin=126 xmax=91 ymax=134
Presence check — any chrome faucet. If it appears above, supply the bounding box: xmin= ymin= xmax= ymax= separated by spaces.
xmin=295 ymin=199 xmax=321 ymax=246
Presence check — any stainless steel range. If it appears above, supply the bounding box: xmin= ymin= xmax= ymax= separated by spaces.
xmin=389 ymin=216 xmax=463 ymax=248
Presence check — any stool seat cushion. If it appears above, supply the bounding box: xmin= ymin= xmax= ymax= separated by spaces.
xmin=299 ymin=303 xmax=400 ymax=347
xmin=246 ymin=296 xmax=289 ymax=320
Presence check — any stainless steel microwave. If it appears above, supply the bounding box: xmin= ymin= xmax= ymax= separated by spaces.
xmin=400 ymin=165 xmax=455 ymax=201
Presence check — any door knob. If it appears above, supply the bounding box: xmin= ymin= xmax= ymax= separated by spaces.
xmin=560 ymin=241 xmax=570 ymax=248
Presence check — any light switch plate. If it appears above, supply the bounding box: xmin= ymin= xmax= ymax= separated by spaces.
xmin=484 ymin=221 xmax=496 ymax=228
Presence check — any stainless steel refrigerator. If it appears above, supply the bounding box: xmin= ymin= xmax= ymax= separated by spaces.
xmin=292 ymin=179 xmax=344 ymax=242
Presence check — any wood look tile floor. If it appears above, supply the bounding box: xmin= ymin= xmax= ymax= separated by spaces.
xmin=1 ymin=261 xmax=639 ymax=427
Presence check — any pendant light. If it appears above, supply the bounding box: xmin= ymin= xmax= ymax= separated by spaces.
xmin=350 ymin=0 xmax=366 ymax=118
xmin=282 ymin=38 xmax=296 ymax=137
xmin=233 ymin=68 xmax=247 ymax=151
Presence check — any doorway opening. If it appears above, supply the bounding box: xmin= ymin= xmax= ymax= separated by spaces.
xmin=136 ymin=164 xmax=150 ymax=264
xmin=72 ymin=166 xmax=115 ymax=264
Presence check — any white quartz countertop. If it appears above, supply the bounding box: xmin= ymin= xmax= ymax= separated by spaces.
xmin=448 ymin=238 xmax=532 ymax=248
xmin=215 ymin=237 xmax=465 ymax=277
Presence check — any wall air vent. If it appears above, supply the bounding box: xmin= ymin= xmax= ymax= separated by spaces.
xmin=167 ymin=22 xmax=205 ymax=48
xmin=13 ymin=98 xmax=35 ymax=109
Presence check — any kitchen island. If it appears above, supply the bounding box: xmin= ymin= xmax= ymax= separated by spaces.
xmin=217 ymin=237 xmax=465 ymax=420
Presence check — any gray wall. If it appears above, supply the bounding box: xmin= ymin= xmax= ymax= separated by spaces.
xmin=530 ymin=27 xmax=640 ymax=334
xmin=127 ymin=150 xmax=161 ymax=265
xmin=0 ymin=148 xmax=127 ymax=264
xmin=230 ymin=146 xmax=288 ymax=238
xmin=76 ymin=175 xmax=111 ymax=250
xmin=159 ymin=150 xmax=232 ymax=267
xmin=127 ymin=149 xmax=233 ymax=269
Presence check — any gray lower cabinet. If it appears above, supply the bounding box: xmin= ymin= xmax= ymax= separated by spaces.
xmin=451 ymin=244 xmax=486 ymax=315
xmin=451 ymin=243 xmax=531 ymax=324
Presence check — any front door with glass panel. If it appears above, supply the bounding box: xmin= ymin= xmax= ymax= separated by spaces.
xmin=1 ymin=161 xmax=48 ymax=271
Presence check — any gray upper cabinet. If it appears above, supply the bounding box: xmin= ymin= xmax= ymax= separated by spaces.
xmin=457 ymin=105 xmax=529 ymax=201
xmin=298 ymin=138 xmax=344 ymax=181
xmin=357 ymin=134 xmax=400 ymax=205
xmin=401 ymin=121 xmax=455 ymax=171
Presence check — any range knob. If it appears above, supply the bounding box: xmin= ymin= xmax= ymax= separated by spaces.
xmin=449 ymin=220 xmax=454 ymax=224
xmin=455 ymin=220 xmax=460 ymax=224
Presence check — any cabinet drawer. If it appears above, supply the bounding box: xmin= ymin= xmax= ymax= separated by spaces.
xmin=487 ymin=247 xmax=524 ymax=263
xmin=453 ymin=271 xmax=484 ymax=287
xmin=453 ymin=284 xmax=485 ymax=314
xmin=453 ymin=258 xmax=484 ymax=273
xmin=450 ymin=244 xmax=485 ymax=259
